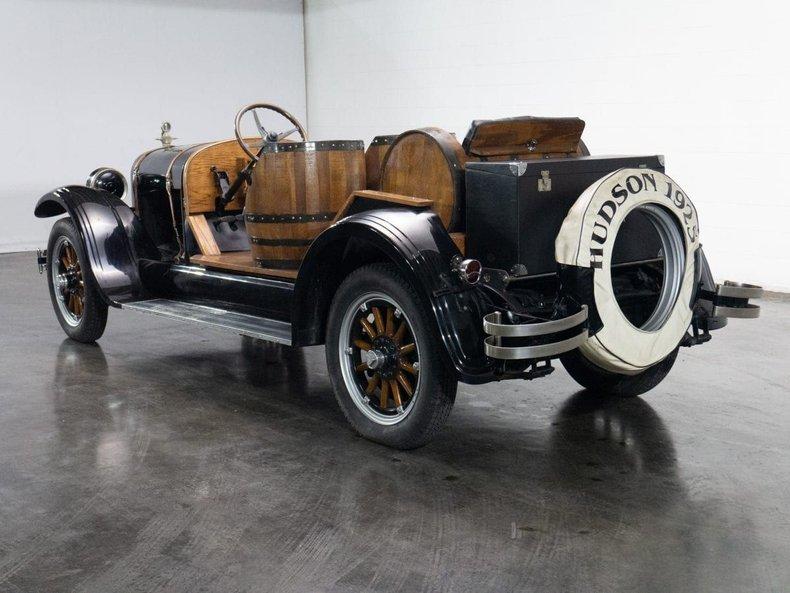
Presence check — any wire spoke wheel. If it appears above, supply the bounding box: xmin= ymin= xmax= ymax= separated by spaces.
xmin=51 ymin=236 xmax=85 ymax=327
xmin=339 ymin=292 xmax=421 ymax=426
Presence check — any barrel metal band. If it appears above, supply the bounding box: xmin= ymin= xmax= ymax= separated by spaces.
xmin=260 ymin=140 xmax=364 ymax=154
xmin=255 ymin=258 xmax=302 ymax=270
xmin=370 ymin=135 xmax=397 ymax=146
xmin=245 ymin=212 xmax=336 ymax=224
xmin=250 ymin=237 xmax=313 ymax=247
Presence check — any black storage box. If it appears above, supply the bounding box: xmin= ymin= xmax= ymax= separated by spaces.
xmin=465 ymin=155 xmax=665 ymax=276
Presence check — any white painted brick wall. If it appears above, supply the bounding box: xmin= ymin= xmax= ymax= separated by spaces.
xmin=305 ymin=0 xmax=790 ymax=291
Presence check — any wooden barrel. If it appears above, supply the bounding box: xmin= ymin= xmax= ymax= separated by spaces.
xmin=364 ymin=135 xmax=397 ymax=190
xmin=380 ymin=128 xmax=469 ymax=230
xmin=245 ymin=140 xmax=366 ymax=269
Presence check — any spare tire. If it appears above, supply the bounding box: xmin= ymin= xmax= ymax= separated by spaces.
xmin=555 ymin=168 xmax=700 ymax=375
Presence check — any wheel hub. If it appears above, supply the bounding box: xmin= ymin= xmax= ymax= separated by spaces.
xmin=363 ymin=348 xmax=387 ymax=370
xmin=370 ymin=336 xmax=400 ymax=378
xmin=59 ymin=268 xmax=80 ymax=293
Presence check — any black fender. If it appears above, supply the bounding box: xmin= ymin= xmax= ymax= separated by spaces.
xmin=293 ymin=208 xmax=493 ymax=382
xmin=35 ymin=185 xmax=159 ymax=305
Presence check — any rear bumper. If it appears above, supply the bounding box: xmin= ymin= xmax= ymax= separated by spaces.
xmin=483 ymin=305 xmax=588 ymax=361
xmin=700 ymin=281 xmax=762 ymax=320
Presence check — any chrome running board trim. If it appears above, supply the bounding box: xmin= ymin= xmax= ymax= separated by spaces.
xmin=121 ymin=298 xmax=292 ymax=345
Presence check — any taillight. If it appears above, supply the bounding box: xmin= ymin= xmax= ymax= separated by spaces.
xmin=457 ymin=258 xmax=482 ymax=284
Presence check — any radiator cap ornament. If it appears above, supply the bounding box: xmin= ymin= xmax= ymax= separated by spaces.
xmin=157 ymin=121 xmax=176 ymax=148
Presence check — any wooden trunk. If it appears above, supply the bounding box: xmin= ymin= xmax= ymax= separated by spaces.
xmin=461 ymin=116 xmax=586 ymax=160
xmin=364 ymin=135 xmax=397 ymax=190
xmin=245 ymin=140 xmax=366 ymax=269
xmin=379 ymin=128 xmax=469 ymax=230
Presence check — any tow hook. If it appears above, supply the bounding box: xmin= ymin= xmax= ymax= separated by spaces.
xmin=36 ymin=249 xmax=47 ymax=274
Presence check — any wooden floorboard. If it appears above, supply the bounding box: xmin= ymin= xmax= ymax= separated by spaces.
xmin=191 ymin=252 xmax=298 ymax=280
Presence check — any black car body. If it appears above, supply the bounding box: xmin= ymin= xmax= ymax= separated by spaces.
xmin=34 ymin=105 xmax=761 ymax=448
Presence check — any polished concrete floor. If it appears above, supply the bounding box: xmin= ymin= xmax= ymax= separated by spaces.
xmin=0 ymin=251 xmax=788 ymax=593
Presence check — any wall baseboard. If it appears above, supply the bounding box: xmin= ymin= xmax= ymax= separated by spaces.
xmin=0 ymin=242 xmax=46 ymax=254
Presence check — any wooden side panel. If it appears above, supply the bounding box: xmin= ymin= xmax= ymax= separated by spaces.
xmin=450 ymin=232 xmax=466 ymax=255
xmin=182 ymin=139 xmax=260 ymax=214
xmin=380 ymin=129 xmax=468 ymax=229
xmin=334 ymin=189 xmax=434 ymax=222
xmin=187 ymin=215 xmax=221 ymax=256
xmin=191 ymin=252 xmax=298 ymax=279
xmin=463 ymin=117 xmax=585 ymax=158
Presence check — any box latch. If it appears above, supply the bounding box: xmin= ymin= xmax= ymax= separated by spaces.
xmin=538 ymin=170 xmax=551 ymax=192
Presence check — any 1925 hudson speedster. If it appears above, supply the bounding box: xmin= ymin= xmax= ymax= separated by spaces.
xmin=35 ymin=103 xmax=762 ymax=448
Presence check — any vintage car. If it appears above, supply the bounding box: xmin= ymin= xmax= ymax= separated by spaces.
xmin=35 ymin=103 xmax=762 ymax=449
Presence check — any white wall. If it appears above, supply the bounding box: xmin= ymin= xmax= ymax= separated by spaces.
xmin=304 ymin=0 xmax=790 ymax=291
xmin=0 ymin=0 xmax=306 ymax=253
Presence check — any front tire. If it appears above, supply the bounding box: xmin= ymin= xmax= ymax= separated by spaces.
xmin=560 ymin=346 xmax=679 ymax=398
xmin=47 ymin=218 xmax=108 ymax=343
xmin=326 ymin=263 xmax=457 ymax=449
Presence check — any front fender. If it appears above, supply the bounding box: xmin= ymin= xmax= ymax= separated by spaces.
xmin=293 ymin=209 xmax=493 ymax=382
xmin=35 ymin=185 xmax=159 ymax=304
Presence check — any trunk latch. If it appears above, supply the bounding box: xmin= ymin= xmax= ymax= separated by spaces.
xmin=538 ymin=170 xmax=551 ymax=192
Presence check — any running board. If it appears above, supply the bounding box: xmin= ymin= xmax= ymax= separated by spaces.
xmin=121 ymin=299 xmax=292 ymax=345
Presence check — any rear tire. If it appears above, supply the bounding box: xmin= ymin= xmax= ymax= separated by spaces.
xmin=47 ymin=218 xmax=108 ymax=343
xmin=326 ymin=263 xmax=457 ymax=449
xmin=560 ymin=346 xmax=679 ymax=398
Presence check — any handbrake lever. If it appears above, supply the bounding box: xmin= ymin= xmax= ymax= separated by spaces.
xmin=215 ymin=142 xmax=267 ymax=213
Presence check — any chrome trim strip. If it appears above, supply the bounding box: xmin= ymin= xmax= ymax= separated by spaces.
xmin=169 ymin=264 xmax=295 ymax=290
xmin=712 ymin=304 xmax=761 ymax=319
xmin=261 ymin=140 xmax=364 ymax=154
xmin=130 ymin=147 xmax=160 ymax=210
xmin=165 ymin=143 xmax=206 ymax=259
xmin=716 ymin=282 xmax=764 ymax=300
xmin=484 ymin=330 xmax=589 ymax=360
xmin=483 ymin=306 xmax=587 ymax=338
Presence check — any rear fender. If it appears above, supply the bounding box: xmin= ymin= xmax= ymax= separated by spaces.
xmin=293 ymin=209 xmax=493 ymax=382
xmin=35 ymin=185 xmax=159 ymax=305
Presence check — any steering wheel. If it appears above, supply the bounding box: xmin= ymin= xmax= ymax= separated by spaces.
xmin=234 ymin=103 xmax=307 ymax=161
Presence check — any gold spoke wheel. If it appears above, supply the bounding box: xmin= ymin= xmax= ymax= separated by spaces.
xmin=52 ymin=237 xmax=85 ymax=326
xmin=339 ymin=293 xmax=421 ymax=425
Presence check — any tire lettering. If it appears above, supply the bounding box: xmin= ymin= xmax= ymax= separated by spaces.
xmin=611 ymin=183 xmax=628 ymax=204
xmin=626 ymin=175 xmax=643 ymax=194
